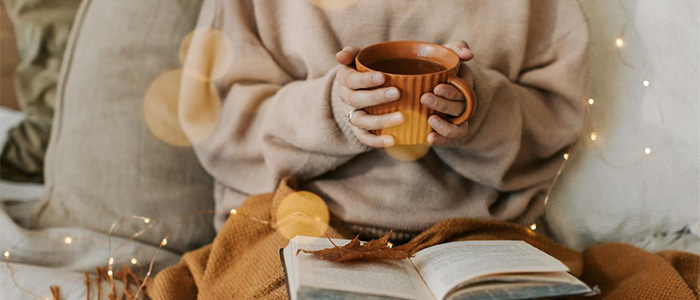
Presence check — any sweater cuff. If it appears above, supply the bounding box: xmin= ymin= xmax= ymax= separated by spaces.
xmin=330 ymin=67 xmax=372 ymax=153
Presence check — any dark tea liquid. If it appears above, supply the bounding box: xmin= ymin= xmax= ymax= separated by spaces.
xmin=367 ymin=58 xmax=447 ymax=75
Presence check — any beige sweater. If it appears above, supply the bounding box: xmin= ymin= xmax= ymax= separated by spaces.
xmin=192 ymin=0 xmax=589 ymax=238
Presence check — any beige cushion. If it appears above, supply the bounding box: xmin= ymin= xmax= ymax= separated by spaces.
xmin=31 ymin=0 xmax=215 ymax=253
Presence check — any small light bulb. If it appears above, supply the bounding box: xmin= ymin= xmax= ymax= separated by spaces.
xmin=615 ymin=38 xmax=624 ymax=48
xmin=161 ymin=239 xmax=168 ymax=246
xmin=386 ymin=242 xmax=393 ymax=249
xmin=643 ymin=80 xmax=650 ymax=87
xmin=588 ymin=98 xmax=594 ymax=105
xmin=63 ymin=236 xmax=73 ymax=244
xmin=143 ymin=218 xmax=151 ymax=224
xmin=229 ymin=208 xmax=237 ymax=215
xmin=130 ymin=257 xmax=138 ymax=265
xmin=590 ymin=132 xmax=598 ymax=141
xmin=3 ymin=251 xmax=9 ymax=258
xmin=529 ymin=223 xmax=538 ymax=230
xmin=108 ymin=257 xmax=114 ymax=265
xmin=645 ymin=148 xmax=651 ymax=155
xmin=563 ymin=153 xmax=569 ymax=160
xmin=107 ymin=270 xmax=113 ymax=277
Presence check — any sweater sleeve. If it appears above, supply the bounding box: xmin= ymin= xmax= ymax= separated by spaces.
xmin=189 ymin=0 xmax=370 ymax=195
xmin=432 ymin=17 xmax=589 ymax=192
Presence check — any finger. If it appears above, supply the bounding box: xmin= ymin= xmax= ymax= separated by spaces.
xmin=350 ymin=110 xmax=404 ymax=131
xmin=444 ymin=40 xmax=473 ymax=61
xmin=339 ymin=85 xmax=400 ymax=108
xmin=337 ymin=66 xmax=386 ymax=89
xmin=427 ymin=132 xmax=450 ymax=145
xmin=351 ymin=127 xmax=395 ymax=148
xmin=433 ymin=84 xmax=465 ymax=101
xmin=421 ymin=93 xmax=465 ymax=116
xmin=428 ymin=115 xmax=468 ymax=138
xmin=335 ymin=46 xmax=360 ymax=65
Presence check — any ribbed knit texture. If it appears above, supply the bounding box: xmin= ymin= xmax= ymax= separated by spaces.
xmin=190 ymin=0 xmax=591 ymax=234
xmin=148 ymin=178 xmax=699 ymax=299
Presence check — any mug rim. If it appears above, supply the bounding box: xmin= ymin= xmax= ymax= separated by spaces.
xmin=355 ymin=40 xmax=460 ymax=76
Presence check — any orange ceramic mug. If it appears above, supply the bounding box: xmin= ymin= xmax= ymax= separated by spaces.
xmin=355 ymin=41 xmax=476 ymax=145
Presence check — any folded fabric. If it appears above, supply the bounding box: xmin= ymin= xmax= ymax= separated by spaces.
xmin=0 ymin=0 xmax=82 ymax=183
xmin=147 ymin=178 xmax=699 ymax=299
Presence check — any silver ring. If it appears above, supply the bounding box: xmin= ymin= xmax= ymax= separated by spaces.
xmin=346 ymin=108 xmax=363 ymax=127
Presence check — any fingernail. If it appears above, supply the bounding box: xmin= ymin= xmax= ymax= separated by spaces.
xmin=421 ymin=94 xmax=436 ymax=106
xmin=385 ymin=88 xmax=399 ymax=100
xmin=372 ymin=73 xmax=385 ymax=84
xmin=383 ymin=137 xmax=395 ymax=147
xmin=390 ymin=113 xmax=403 ymax=125
xmin=428 ymin=117 xmax=441 ymax=129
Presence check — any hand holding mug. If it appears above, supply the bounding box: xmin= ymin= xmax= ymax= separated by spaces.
xmin=422 ymin=41 xmax=475 ymax=145
xmin=335 ymin=46 xmax=403 ymax=148
xmin=335 ymin=40 xmax=476 ymax=148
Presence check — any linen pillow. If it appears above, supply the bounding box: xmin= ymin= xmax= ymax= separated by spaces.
xmin=30 ymin=0 xmax=215 ymax=253
xmin=545 ymin=0 xmax=699 ymax=251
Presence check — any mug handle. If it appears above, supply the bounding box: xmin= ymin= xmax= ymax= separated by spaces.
xmin=445 ymin=75 xmax=477 ymax=126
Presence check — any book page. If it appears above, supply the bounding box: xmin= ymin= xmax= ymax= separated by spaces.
xmin=291 ymin=236 xmax=435 ymax=300
xmin=410 ymin=241 xmax=570 ymax=300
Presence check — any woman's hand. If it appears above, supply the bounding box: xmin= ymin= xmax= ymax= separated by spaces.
xmin=422 ymin=40 xmax=475 ymax=146
xmin=335 ymin=46 xmax=403 ymax=148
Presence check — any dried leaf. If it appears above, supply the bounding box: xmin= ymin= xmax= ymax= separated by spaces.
xmin=298 ymin=230 xmax=427 ymax=262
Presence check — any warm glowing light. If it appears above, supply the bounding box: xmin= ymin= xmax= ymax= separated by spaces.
xmin=63 ymin=236 xmax=73 ymax=245
xmin=275 ymin=191 xmax=330 ymax=240
xmin=143 ymin=218 xmax=151 ymax=224
xmin=3 ymin=251 xmax=9 ymax=258
xmin=588 ymin=98 xmax=595 ymax=105
xmin=180 ymin=28 xmax=234 ymax=81
xmin=563 ymin=153 xmax=569 ymax=160
xmin=229 ymin=208 xmax=237 ymax=215
xmin=161 ymin=239 xmax=168 ymax=246
xmin=107 ymin=270 xmax=113 ymax=277
xmin=590 ymin=132 xmax=598 ymax=141
xmin=108 ymin=257 xmax=114 ymax=265
xmin=386 ymin=242 xmax=394 ymax=249
xmin=529 ymin=223 xmax=538 ymax=230
xmin=615 ymin=38 xmax=624 ymax=48
xmin=645 ymin=148 xmax=652 ymax=155
xmin=130 ymin=257 xmax=138 ymax=265
xmin=143 ymin=69 xmax=193 ymax=147
xmin=642 ymin=80 xmax=650 ymax=87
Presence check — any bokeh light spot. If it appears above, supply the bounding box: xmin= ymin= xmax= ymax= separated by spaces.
xmin=180 ymin=27 xmax=234 ymax=81
xmin=385 ymin=144 xmax=431 ymax=161
xmin=275 ymin=191 xmax=330 ymax=240
xmin=305 ymin=0 xmax=359 ymax=11
xmin=377 ymin=109 xmax=431 ymax=146
xmin=143 ymin=69 xmax=192 ymax=147
xmin=179 ymin=71 xmax=222 ymax=144
xmin=382 ymin=109 xmax=432 ymax=160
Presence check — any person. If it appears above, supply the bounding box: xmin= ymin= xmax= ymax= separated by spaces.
xmin=189 ymin=0 xmax=589 ymax=241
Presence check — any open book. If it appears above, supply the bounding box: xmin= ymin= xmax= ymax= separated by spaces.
xmin=280 ymin=236 xmax=595 ymax=300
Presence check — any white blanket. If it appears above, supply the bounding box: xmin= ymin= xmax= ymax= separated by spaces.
xmin=0 ymin=108 xmax=180 ymax=300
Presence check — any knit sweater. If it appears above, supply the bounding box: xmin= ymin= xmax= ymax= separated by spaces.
xmin=190 ymin=0 xmax=589 ymax=236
